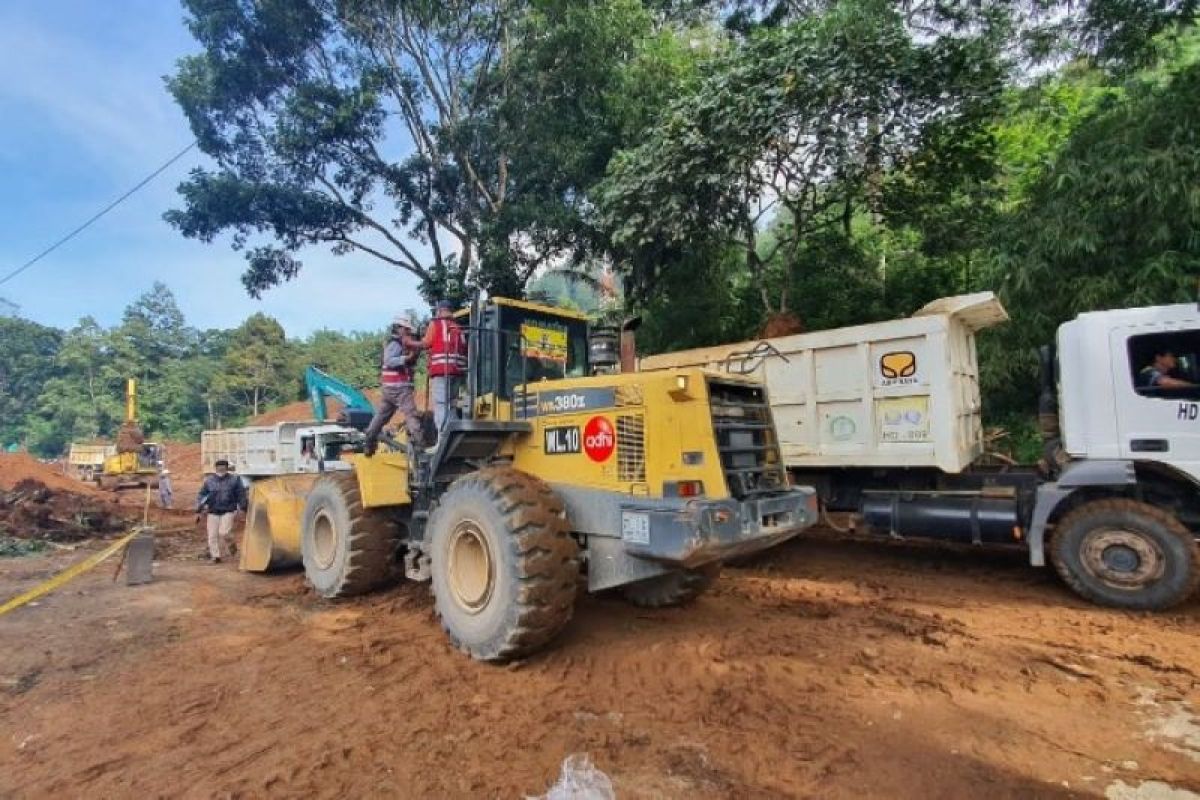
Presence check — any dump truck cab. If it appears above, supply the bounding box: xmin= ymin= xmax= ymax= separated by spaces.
xmin=1055 ymin=303 xmax=1200 ymax=481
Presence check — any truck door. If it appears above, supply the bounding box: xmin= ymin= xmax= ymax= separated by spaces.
xmin=1112 ymin=321 xmax=1200 ymax=482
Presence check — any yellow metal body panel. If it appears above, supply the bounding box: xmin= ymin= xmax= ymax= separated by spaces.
xmin=241 ymin=454 xmax=410 ymax=573
xmin=125 ymin=378 xmax=137 ymax=424
xmin=101 ymin=448 xmax=160 ymax=477
xmin=240 ymin=474 xmax=320 ymax=572
xmin=502 ymin=368 xmax=742 ymax=501
xmin=490 ymin=296 xmax=590 ymax=322
xmin=343 ymin=452 xmax=411 ymax=508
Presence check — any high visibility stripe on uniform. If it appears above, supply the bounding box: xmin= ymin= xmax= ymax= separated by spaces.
xmin=429 ymin=319 xmax=466 ymax=377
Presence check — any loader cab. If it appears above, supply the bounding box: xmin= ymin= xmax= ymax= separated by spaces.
xmin=1056 ymin=303 xmax=1200 ymax=482
xmin=463 ymin=298 xmax=591 ymax=414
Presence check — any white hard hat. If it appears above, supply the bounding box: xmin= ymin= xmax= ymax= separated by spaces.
xmin=160 ymin=468 xmax=171 ymax=475
xmin=392 ymin=313 xmax=417 ymax=330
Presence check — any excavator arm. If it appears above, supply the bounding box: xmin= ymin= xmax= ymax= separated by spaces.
xmin=305 ymin=366 xmax=376 ymax=430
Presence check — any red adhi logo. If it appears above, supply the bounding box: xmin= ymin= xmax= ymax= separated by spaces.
xmin=583 ymin=416 xmax=615 ymax=462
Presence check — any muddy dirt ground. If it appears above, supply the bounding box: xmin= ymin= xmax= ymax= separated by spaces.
xmin=1 ymin=526 xmax=1198 ymax=799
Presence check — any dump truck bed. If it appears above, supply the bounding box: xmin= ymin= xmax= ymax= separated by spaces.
xmin=201 ymin=422 xmax=359 ymax=477
xmin=640 ymin=293 xmax=1009 ymax=474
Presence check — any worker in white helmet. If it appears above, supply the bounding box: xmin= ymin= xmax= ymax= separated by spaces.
xmin=158 ymin=466 xmax=174 ymax=509
xmin=363 ymin=313 xmax=426 ymax=455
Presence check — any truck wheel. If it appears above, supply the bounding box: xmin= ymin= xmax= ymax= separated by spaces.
xmin=301 ymin=473 xmax=399 ymax=598
xmin=428 ymin=467 xmax=579 ymax=662
xmin=1050 ymin=499 xmax=1199 ymax=610
xmin=621 ymin=563 xmax=721 ymax=608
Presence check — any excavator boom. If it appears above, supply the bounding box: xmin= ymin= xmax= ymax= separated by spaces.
xmin=305 ymin=366 xmax=376 ymax=430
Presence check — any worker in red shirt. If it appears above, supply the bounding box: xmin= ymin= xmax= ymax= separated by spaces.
xmin=423 ymin=299 xmax=467 ymax=437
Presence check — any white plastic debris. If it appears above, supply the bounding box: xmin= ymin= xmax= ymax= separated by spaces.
xmin=532 ymin=753 xmax=616 ymax=800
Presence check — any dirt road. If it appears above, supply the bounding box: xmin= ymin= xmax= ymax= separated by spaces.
xmin=2 ymin=530 xmax=1198 ymax=798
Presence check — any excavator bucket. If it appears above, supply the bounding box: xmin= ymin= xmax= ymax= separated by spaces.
xmin=240 ymin=474 xmax=321 ymax=572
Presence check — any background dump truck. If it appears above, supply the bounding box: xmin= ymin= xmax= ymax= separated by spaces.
xmin=227 ymin=296 xmax=818 ymax=662
xmin=641 ymin=294 xmax=1200 ymax=611
xmin=200 ymin=421 xmax=362 ymax=477
xmin=66 ymin=443 xmax=116 ymax=481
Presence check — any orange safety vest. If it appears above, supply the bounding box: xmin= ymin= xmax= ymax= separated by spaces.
xmin=428 ymin=318 xmax=467 ymax=377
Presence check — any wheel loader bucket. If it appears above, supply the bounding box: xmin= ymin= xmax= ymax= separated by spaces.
xmin=239 ymin=474 xmax=321 ymax=572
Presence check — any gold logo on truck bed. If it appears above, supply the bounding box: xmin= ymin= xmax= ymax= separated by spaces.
xmin=880 ymin=351 xmax=917 ymax=381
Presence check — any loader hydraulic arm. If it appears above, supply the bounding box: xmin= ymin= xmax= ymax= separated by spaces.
xmin=305 ymin=366 xmax=376 ymax=430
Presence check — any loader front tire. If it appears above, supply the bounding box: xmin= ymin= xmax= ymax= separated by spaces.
xmin=1050 ymin=498 xmax=1199 ymax=610
xmin=621 ymin=563 xmax=721 ymax=608
xmin=301 ymin=473 xmax=399 ymax=598
xmin=428 ymin=467 xmax=580 ymax=662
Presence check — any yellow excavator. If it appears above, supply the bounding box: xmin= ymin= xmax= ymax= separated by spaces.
xmin=95 ymin=379 xmax=163 ymax=490
xmin=238 ymin=297 xmax=818 ymax=661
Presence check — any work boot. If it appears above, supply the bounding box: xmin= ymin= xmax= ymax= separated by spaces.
xmin=211 ymin=556 xmax=222 ymax=564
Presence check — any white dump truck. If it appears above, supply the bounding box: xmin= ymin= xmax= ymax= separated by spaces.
xmin=642 ymin=294 xmax=1200 ymax=610
xmin=66 ymin=443 xmax=117 ymax=481
xmin=200 ymin=421 xmax=362 ymax=477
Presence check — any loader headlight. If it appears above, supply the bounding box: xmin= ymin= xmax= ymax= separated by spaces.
xmin=669 ymin=374 xmax=693 ymax=400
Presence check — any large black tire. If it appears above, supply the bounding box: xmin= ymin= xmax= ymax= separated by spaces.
xmin=621 ymin=563 xmax=721 ymax=608
xmin=301 ymin=473 xmax=399 ymax=598
xmin=1050 ymin=498 xmax=1199 ymax=610
xmin=428 ymin=467 xmax=580 ymax=662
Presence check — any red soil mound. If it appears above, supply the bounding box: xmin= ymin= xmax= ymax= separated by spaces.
xmin=160 ymin=442 xmax=203 ymax=485
xmin=759 ymin=311 xmax=805 ymax=338
xmin=0 ymin=478 xmax=129 ymax=542
xmin=0 ymin=454 xmax=110 ymax=497
xmin=248 ymin=388 xmax=435 ymax=427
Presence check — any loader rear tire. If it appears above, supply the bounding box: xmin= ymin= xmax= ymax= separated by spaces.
xmin=301 ymin=473 xmax=399 ymax=598
xmin=1050 ymin=498 xmax=1199 ymax=610
xmin=621 ymin=563 xmax=721 ymax=608
xmin=428 ymin=467 xmax=580 ymax=662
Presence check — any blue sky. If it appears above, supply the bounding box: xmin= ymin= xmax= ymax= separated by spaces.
xmin=0 ymin=0 xmax=425 ymax=337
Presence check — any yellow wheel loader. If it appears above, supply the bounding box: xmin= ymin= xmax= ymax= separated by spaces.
xmin=240 ymin=297 xmax=818 ymax=661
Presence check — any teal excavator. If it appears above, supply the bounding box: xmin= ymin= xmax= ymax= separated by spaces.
xmin=304 ymin=366 xmax=376 ymax=429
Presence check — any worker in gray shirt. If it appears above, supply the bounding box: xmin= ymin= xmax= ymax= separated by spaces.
xmin=364 ymin=313 xmax=427 ymax=455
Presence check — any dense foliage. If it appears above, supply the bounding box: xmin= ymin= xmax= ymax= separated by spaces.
xmin=7 ymin=0 xmax=1199 ymax=454
xmin=0 ymin=284 xmax=386 ymax=455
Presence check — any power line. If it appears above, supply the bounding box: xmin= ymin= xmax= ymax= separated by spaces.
xmin=0 ymin=140 xmax=198 ymax=288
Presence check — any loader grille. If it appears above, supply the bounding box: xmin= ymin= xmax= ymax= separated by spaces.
xmin=617 ymin=414 xmax=647 ymax=483
xmin=707 ymin=380 xmax=787 ymax=499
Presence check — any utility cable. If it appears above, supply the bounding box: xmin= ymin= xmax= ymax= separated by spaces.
xmin=0 ymin=140 xmax=198 ymax=288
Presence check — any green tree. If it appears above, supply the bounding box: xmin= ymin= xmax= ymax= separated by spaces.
xmin=0 ymin=318 xmax=61 ymax=449
xmin=599 ymin=0 xmax=1005 ymax=317
xmin=302 ymin=329 xmax=381 ymax=390
xmin=221 ymin=313 xmax=297 ymax=417
xmin=166 ymin=0 xmax=523 ymax=301
xmin=981 ymin=49 xmax=1200 ymax=411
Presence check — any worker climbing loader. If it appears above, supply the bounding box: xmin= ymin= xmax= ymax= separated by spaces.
xmin=231 ymin=297 xmax=818 ymax=661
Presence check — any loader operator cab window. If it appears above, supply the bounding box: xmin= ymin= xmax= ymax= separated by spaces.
xmin=490 ymin=306 xmax=588 ymax=401
xmin=1129 ymin=330 xmax=1200 ymax=400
